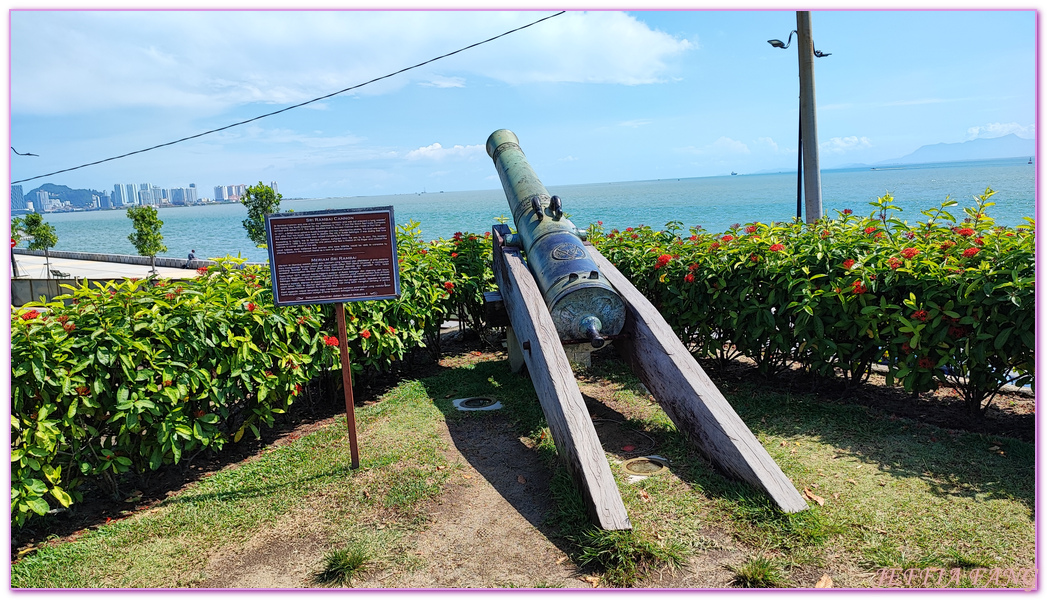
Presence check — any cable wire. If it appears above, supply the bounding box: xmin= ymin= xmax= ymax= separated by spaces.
xmin=12 ymin=11 xmax=566 ymax=185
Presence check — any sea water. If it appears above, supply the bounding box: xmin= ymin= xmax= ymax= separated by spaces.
xmin=31 ymin=158 xmax=1036 ymax=264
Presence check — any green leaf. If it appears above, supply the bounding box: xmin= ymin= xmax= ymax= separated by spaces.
xmin=26 ymin=497 xmax=50 ymax=516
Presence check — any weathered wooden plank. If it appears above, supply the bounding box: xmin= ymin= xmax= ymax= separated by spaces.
xmin=590 ymin=247 xmax=809 ymax=513
xmin=492 ymin=224 xmax=632 ymax=530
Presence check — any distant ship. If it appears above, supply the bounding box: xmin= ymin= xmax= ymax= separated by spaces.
xmin=1029 ymin=157 xmax=1033 ymax=164
xmin=731 ymin=171 xmax=738 ymax=176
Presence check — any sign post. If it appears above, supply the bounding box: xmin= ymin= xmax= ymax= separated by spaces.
xmin=265 ymin=206 xmax=399 ymax=469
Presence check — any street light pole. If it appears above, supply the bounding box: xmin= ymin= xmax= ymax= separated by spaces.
xmin=796 ymin=11 xmax=822 ymax=223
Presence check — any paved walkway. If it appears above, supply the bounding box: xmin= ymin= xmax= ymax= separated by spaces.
xmin=11 ymin=253 xmax=206 ymax=280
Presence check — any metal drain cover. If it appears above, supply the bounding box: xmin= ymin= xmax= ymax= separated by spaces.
xmin=622 ymin=456 xmax=668 ymax=476
xmin=452 ymin=397 xmax=503 ymax=411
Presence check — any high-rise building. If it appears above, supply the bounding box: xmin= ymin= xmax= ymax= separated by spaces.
xmin=270 ymin=181 xmax=279 ymax=195
xmin=214 ymin=185 xmax=227 ymax=201
xmin=113 ymin=184 xmax=126 ymax=205
xmin=11 ymin=185 xmax=26 ymax=211
xmin=138 ymin=188 xmax=154 ymax=205
xmin=125 ymin=184 xmax=137 ymax=205
xmin=35 ymin=190 xmax=50 ymax=211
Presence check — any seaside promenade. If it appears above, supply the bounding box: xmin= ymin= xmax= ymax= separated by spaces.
xmin=11 ymin=253 xmax=199 ymax=280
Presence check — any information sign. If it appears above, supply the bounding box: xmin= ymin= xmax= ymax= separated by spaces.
xmin=265 ymin=206 xmax=400 ymax=306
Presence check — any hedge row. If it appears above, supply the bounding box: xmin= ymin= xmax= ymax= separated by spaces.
xmin=11 ymin=223 xmax=495 ymax=527
xmin=591 ymin=189 xmax=1034 ymax=414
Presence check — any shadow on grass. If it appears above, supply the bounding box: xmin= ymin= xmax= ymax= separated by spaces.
xmin=588 ymin=353 xmax=1033 ymax=511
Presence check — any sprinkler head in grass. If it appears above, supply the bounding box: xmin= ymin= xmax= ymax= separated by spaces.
xmin=452 ymin=397 xmax=503 ymax=411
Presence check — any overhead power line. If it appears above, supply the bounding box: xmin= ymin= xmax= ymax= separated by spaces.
xmin=12 ymin=11 xmax=566 ymax=185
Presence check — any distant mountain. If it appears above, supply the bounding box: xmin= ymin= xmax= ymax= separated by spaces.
xmin=26 ymin=183 xmax=107 ymax=209
xmin=881 ymin=134 xmax=1034 ymax=165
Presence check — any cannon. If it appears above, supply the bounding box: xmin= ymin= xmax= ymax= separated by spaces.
xmin=486 ymin=129 xmax=625 ymax=348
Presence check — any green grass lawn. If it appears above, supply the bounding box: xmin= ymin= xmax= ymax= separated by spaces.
xmin=12 ymin=353 xmax=1035 ymax=588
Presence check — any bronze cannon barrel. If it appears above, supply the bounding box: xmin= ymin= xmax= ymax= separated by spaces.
xmin=486 ymin=129 xmax=625 ymax=347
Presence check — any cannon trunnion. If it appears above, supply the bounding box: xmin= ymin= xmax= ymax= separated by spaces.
xmin=486 ymin=129 xmax=625 ymax=347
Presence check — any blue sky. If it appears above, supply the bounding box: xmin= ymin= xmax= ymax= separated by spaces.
xmin=8 ymin=8 xmax=1036 ymax=200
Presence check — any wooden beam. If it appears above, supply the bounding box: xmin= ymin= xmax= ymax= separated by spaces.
xmin=492 ymin=224 xmax=632 ymax=530
xmin=589 ymin=247 xmax=809 ymax=513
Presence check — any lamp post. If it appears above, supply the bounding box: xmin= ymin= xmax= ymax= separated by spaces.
xmin=768 ymin=11 xmax=830 ymax=224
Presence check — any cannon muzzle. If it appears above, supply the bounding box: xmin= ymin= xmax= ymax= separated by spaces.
xmin=486 ymin=129 xmax=625 ymax=347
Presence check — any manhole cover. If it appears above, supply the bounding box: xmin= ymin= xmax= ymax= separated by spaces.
xmin=452 ymin=397 xmax=503 ymax=411
xmin=622 ymin=456 xmax=668 ymax=476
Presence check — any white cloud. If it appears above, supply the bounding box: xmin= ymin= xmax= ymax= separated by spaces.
xmin=560 ymin=155 xmax=579 ymax=162
xmin=821 ymin=136 xmax=872 ymax=154
xmin=419 ymin=76 xmax=466 ymax=88
xmin=755 ymin=137 xmax=779 ymax=152
xmin=966 ymin=122 xmax=1035 ymax=140
xmin=12 ymin=10 xmax=693 ymax=116
xmin=619 ymin=119 xmax=652 ymax=128
xmin=405 ymin=142 xmax=485 ymax=161
xmin=679 ymin=137 xmax=750 ymax=156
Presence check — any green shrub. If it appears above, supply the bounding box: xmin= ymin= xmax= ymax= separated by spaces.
xmin=10 ymin=223 xmax=491 ymax=527
xmin=593 ymin=189 xmax=1034 ymax=413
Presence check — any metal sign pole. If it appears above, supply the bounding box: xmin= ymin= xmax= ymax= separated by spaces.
xmin=335 ymin=303 xmax=361 ymax=469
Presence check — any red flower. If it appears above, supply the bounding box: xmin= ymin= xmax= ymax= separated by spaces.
xmin=900 ymin=247 xmax=919 ymax=259
xmin=626 ymin=227 xmax=634 ymax=232
xmin=684 ymin=273 xmax=695 ymax=283
xmin=165 ymin=293 xmax=175 ymax=300
xmin=453 ymin=231 xmax=463 ymax=241
xmin=842 ymin=209 xmax=853 ymax=215
xmin=750 ymin=254 xmax=760 ymax=263
xmin=721 ymin=235 xmax=734 ymax=242
xmin=654 ymin=254 xmax=672 ymax=269
xmin=75 ymin=386 xmax=90 ymax=396
xmin=360 ymin=329 xmax=371 ymax=339
xmin=689 ymin=235 xmax=698 ymax=241
xmin=962 ymin=247 xmax=980 ymax=258
xmin=56 ymin=315 xmax=69 ymax=324
xmin=821 ymin=230 xmax=830 ymax=238
xmin=911 ymin=310 xmax=928 ymax=321
xmin=451 ymin=253 xmax=458 ymax=258
xmin=292 ymin=384 xmax=302 ymax=397
xmin=63 ymin=322 xmax=76 ymax=332
xmin=196 ymin=267 xmax=209 ymax=275
xmin=324 ymin=335 xmax=339 ymax=346
xmin=974 ymin=237 xmax=984 ymax=246
xmin=387 ymin=326 xmax=396 ymax=334
xmin=887 ymin=257 xmax=901 ymax=269
xmin=864 ymin=226 xmax=877 ymax=234
xmin=688 ymin=263 xmax=699 ymax=271
xmin=745 ymin=225 xmax=758 ymax=234
xmin=874 ymin=232 xmax=884 ymax=239
xmin=444 ymin=281 xmax=455 ymax=291
xmin=955 ymin=227 xmax=975 ymax=237
xmin=851 ymin=280 xmax=867 ymax=294
xmin=597 ymin=221 xmax=603 ymax=226
xmin=905 ymin=231 xmax=916 ymax=240
xmin=842 ymin=259 xmax=856 ymax=270
xmin=940 ymin=241 xmax=956 ymax=250
xmin=163 ymin=379 xmax=173 ymax=387
xmin=709 ymin=242 xmax=720 ymax=250
xmin=917 ymin=356 xmax=935 ymax=369
xmin=769 ymin=243 xmax=784 ymax=252
xmin=419 ymin=249 xmax=427 ymax=255
xmin=631 ymin=234 xmax=639 ymax=239
xmin=20 ymin=310 xmax=39 ymax=321
xmin=901 ymin=342 xmax=912 ymax=354
xmin=246 ymin=302 xmax=256 ymax=312
xmin=297 ymin=316 xmax=307 ymax=325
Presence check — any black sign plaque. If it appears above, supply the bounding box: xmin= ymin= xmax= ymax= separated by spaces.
xmin=265 ymin=206 xmax=400 ymax=306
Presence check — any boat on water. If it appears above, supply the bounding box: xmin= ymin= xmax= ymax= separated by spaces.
xmin=731 ymin=172 xmax=738 ymax=176
xmin=1028 ymin=157 xmax=1033 ymax=164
